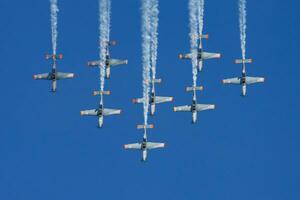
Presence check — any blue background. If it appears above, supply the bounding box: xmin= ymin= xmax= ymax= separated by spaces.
xmin=0 ymin=0 xmax=299 ymax=199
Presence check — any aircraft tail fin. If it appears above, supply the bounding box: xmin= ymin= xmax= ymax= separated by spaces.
xmin=45 ymin=54 xmax=63 ymax=60
xmin=235 ymin=58 xmax=252 ymax=64
xmin=93 ymin=90 xmax=111 ymax=96
xmin=186 ymin=86 xmax=203 ymax=92
xmin=136 ymin=124 xmax=154 ymax=129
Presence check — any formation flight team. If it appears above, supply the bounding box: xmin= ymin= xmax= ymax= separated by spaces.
xmin=33 ymin=0 xmax=265 ymax=161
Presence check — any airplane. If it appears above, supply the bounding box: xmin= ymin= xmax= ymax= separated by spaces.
xmin=124 ymin=124 xmax=165 ymax=162
xmin=173 ymin=86 xmax=215 ymax=124
xmin=80 ymin=90 xmax=121 ymax=128
xmin=132 ymin=78 xmax=174 ymax=115
xmin=87 ymin=40 xmax=128 ymax=79
xmin=222 ymin=58 xmax=265 ymax=96
xmin=178 ymin=34 xmax=221 ymax=71
xmin=33 ymin=54 xmax=75 ymax=92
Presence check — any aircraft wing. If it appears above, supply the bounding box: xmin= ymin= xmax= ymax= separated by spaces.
xmin=33 ymin=73 xmax=50 ymax=80
xmin=80 ymin=109 xmax=98 ymax=116
xmin=202 ymin=52 xmax=221 ymax=59
xmin=103 ymin=108 xmax=121 ymax=116
xmin=146 ymin=142 xmax=165 ymax=150
xmin=132 ymin=98 xmax=144 ymax=104
xmin=245 ymin=76 xmax=265 ymax=84
xmin=124 ymin=143 xmax=141 ymax=150
xmin=56 ymin=72 xmax=75 ymax=80
xmin=174 ymin=105 xmax=191 ymax=112
xmin=87 ymin=60 xmax=100 ymax=66
xmin=109 ymin=59 xmax=128 ymax=66
xmin=196 ymin=104 xmax=215 ymax=112
xmin=222 ymin=77 xmax=241 ymax=84
xmin=155 ymin=96 xmax=173 ymax=104
xmin=179 ymin=53 xmax=192 ymax=59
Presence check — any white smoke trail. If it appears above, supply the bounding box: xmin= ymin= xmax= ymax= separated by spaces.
xmin=50 ymin=0 xmax=59 ymax=55
xmin=239 ymin=0 xmax=247 ymax=59
xmin=141 ymin=0 xmax=152 ymax=125
xmin=197 ymin=0 xmax=205 ymax=43
xmin=150 ymin=0 xmax=159 ymax=81
xmin=98 ymin=0 xmax=111 ymax=92
xmin=189 ymin=0 xmax=198 ymax=88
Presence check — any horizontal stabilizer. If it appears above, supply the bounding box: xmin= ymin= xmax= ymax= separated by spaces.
xmin=93 ymin=90 xmax=111 ymax=96
xmin=186 ymin=86 xmax=203 ymax=92
xmin=235 ymin=58 xmax=252 ymax=64
xmin=192 ymin=34 xmax=209 ymax=39
xmin=45 ymin=54 xmax=63 ymax=60
xmin=145 ymin=78 xmax=162 ymax=84
xmin=102 ymin=40 xmax=117 ymax=46
xmin=137 ymin=124 xmax=154 ymax=129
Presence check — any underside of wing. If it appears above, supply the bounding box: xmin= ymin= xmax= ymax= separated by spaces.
xmin=222 ymin=77 xmax=241 ymax=84
xmin=33 ymin=73 xmax=50 ymax=80
xmin=132 ymin=98 xmax=144 ymax=104
xmin=80 ymin=109 xmax=98 ymax=116
xmin=56 ymin=72 xmax=75 ymax=80
xmin=179 ymin=53 xmax=192 ymax=59
xmin=146 ymin=142 xmax=165 ymax=150
xmin=155 ymin=96 xmax=173 ymax=104
xmin=174 ymin=105 xmax=191 ymax=112
xmin=124 ymin=143 xmax=141 ymax=150
xmin=196 ymin=104 xmax=215 ymax=112
xmin=103 ymin=108 xmax=121 ymax=116
xmin=245 ymin=76 xmax=265 ymax=84
xmin=109 ymin=59 xmax=128 ymax=66
xmin=202 ymin=52 xmax=221 ymax=59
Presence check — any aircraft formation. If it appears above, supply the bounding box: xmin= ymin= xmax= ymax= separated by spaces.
xmin=33 ymin=0 xmax=265 ymax=162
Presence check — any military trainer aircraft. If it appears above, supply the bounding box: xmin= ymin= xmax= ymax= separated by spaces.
xmin=178 ymin=34 xmax=221 ymax=71
xmin=33 ymin=54 xmax=75 ymax=92
xmin=222 ymin=58 xmax=265 ymax=96
xmin=124 ymin=124 xmax=165 ymax=162
xmin=173 ymin=86 xmax=215 ymax=124
xmin=87 ymin=41 xmax=128 ymax=79
xmin=80 ymin=90 xmax=121 ymax=128
xmin=132 ymin=79 xmax=173 ymax=115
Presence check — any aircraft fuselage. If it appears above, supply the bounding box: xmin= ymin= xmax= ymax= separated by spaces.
xmin=191 ymin=99 xmax=197 ymax=124
xmin=141 ymin=138 xmax=148 ymax=162
xmin=150 ymin=92 xmax=156 ymax=115
xmin=97 ymin=104 xmax=104 ymax=127
xmin=241 ymin=71 xmax=247 ymax=96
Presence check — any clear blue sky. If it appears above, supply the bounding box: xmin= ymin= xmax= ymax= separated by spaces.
xmin=0 ymin=0 xmax=299 ymax=199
